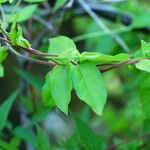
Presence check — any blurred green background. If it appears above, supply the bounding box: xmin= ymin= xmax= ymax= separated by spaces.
xmin=0 ymin=0 xmax=150 ymax=149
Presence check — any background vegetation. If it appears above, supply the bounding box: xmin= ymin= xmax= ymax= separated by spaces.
xmin=0 ymin=0 xmax=150 ymax=150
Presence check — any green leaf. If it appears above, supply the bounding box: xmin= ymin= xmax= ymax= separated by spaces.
xmin=53 ymin=0 xmax=67 ymax=12
xmin=42 ymin=71 xmax=55 ymax=106
xmin=13 ymin=127 xmax=37 ymax=148
xmin=0 ymin=64 xmax=4 ymax=77
xmin=20 ymin=96 xmax=34 ymax=113
xmin=8 ymin=14 xmax=18 ymax=45
xmin=132 ymin=12 xmax=150 ymax=28
xmin=0 ymin=46 xmax=8 ymax=63
xmin=48 ymin=36 xmax=79 ymax=64
xmin=6 ymin=5 xmax=37 ymax=23
xmin=9 ymin=137 xmax=21 ymax=150
xmin=27 ymin=107 xmax=50 ymax=127
xmin=36 ymin=125 xmax=50 ymax=150
xmin=78 ymin=52 xmax=131 ymax=63
xmin=141 ymin=40 xmax=150 ymax=57
xmin=80 ymin=105 xmax=90 ymax=123
xmin=18 ymin=5 xmax=37 ymax=22
xmin=16 ymin=25 xmax=31 ymax=48
xmin=48 ymin=36 xmax=79 ymax=62
xmin=9 ymin=23 xmax=31 ymax=48
xmin=138 ymin=73 xmax=150 ymax=119
xmin=135 ymin=59 xmax=150 ymax=73
xmin=14 ymin=67 xmax=43 ymax=90
xmin=72 ymin=61 xmax=107 ymax=115
xmin=50 ymin=65 xmax=72 ymax=114
xmin=0 ymin=0 xmax=8 ymax=4
xmin=0 ymin=137 xmax=20 ymax=150
xmin=48 ymin=36 xmax=76 ymax=54
xmin=73 ymin=114 xmax=103 ymax=150
xmin=24 ymin=0 xmax=45 ymax=3
xmin=0 ymin=90 xmax=19 ymax=131
xmin=9 ymin=0 xmax=14 ymax=3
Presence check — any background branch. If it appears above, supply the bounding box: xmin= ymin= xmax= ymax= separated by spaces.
xmin=99 ymin=58 xmax=141 ymax=72
xmin=77 ymin=0 xmax=132 ymax=53
xmin=74 ymin=2 xmax=150 ymax=33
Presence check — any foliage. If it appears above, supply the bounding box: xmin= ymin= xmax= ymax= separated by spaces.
xmin=0 ymin=0 xmax=150 ymax=149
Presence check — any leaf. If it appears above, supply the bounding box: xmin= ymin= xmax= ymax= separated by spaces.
xmin=0 ymin=90 xmax=19 ymax=131
xmin=53 ymin=0 xmax=68 ymax=12
xmin=50 ymin=65 xmax=72 ymax=114
xmin=72 ymin=61 xmax=107 ymax=115
xmin=9 ymin=0 xmax=14 ymax=3
xmin=9 ymin=137 xmax=21 ymax=149
xmin=18 ymin=5 xmax=37 ymax=22
xmin=48 ymin=36 xmax=79 ymax=63
xmin=80 ymin=105 xmax=90 ymax=123
xmin=42 ymin=71 xmax=55 ymax=106
xmin=8 ymin=14 xmax=18 ymax=45
xmin=27 ymin=107 xmax=50 ymax=127
xmin=78 ymin=52 xmax=131 ymax=63
xmin=16 ymin=25 xmax=31 ymax=48
xmin=48 ymin=36 xmax=77 ymax=54
xmin=0 ymin=137 xmax=20 ymax=150
xmin=9 ymin=23 xmax=31 ymax=48
xmin=13 ymin=127 xmax=37 ymax=148
xmin=48 ymin=36 xmax=76 ymax=54
xmin=6 ymin=5 xmax=37 ymax=23
xmin=141 ymin=40 xmax=150 ymax=57
xmin=14 ymin=67 xmax=43 ymax=90
xmin=73 ymin=114 xmax=103 ymax=150
xmin=20 ymin=96 xmax=34 ymax=113
xmin=0 ymin=63 xmax=4 ymax=77
xmin=0 ymin=46 xmax=8 ymax=63
xmin=0 ymin=0 xmax=8 ymax=4
xmin=135 ymin=59 xmax=150 ymax=73
xmin=36 ymin=125 xmax=50 ymax=150
xmin=138 ymin=73 xmax=150 ymax=119
xmin=132 ymin=12 xmax=150 ymax=28
xmin=24 ymin=0 xmax=45 ymax=3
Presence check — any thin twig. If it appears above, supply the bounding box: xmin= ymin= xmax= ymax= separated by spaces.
xmin=101 ymin=0 xmax=126 ymax=4
xmin=77 ymin=0 xmax=132 ymax=53
xmin=0 ymin=34 xmax=58 ymax=57
xmin=0 ymin=29 xmax=61 ymax=65
xmin=32 ymin=15 xmax=53 ymax=31
xmin=0 ymin=34 xmax=142 ymax=70
xmin=64 ymin=0 xmax=75 ymax=9
xmin=106 ymin=131 xmax=150 ymax=150
xmin=0 ymin=35 xmax=55 ymax=66
xmin=0 ymin=31 xmax=78 ymax=66
xmin=0 ymin=27 xmax=58 ymax=56
xmin=99 ymin=58 xmax=142 ymax=72
xmin=6 ymin=43 xmax=55 ymax=66
xmin=0 ymin=36 xmax=77 ymax=66
xmin=72 ymin=26 xmax=132 ymax=42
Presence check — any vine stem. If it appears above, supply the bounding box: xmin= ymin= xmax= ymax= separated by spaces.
xmin=0 ymin=36 xmax=56 ymax=66
xmin=0 ymin=27 xmax=62 ymax=65
xmin=0 ymin=35 xmax=144 ymax=71
xmin=99 ymin=58 xmax=143 ymax=72
xmin=0 ymin=34 xmax=58 ymax=57
xmin=0 ymin=26 xmax=145 ymax=71
xmin=0 ymin=30 xmax=77 ymax=65
xmin=6 ymin=42 xmax=56 ymax=66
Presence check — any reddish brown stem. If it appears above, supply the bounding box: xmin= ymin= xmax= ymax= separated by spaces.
xmin=100 ymin=58 xmax=143 ymax=72
xmin=0 ymin=36 xmax=58 ymax=57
